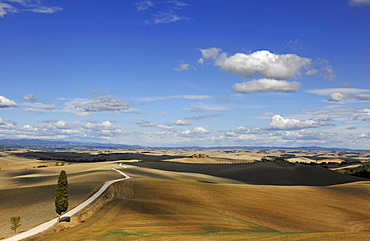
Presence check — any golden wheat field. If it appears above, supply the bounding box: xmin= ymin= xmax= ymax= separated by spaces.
xmin=1 ymin=150 xmax=370 ymax=240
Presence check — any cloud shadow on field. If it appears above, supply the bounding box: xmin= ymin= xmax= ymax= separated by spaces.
xmin=127 ymin=161 xmax=366 ymax=186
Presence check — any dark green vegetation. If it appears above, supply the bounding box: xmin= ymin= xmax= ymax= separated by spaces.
xmin=14 ymin=151 xmax=186 ymax=163
xmin=55 ymin=170 xmax=69 ymax=221
xmin=337 ymin=165 xmax=370 ymax=179
xmin=10 ymin=216 xmax=21 ymax=234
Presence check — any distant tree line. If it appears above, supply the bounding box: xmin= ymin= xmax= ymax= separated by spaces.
xmin=336 ymin=164 xmax=370 ymax=179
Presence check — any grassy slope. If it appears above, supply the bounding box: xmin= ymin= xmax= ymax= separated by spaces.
xmin=38 ymin=172 xmax=370 ymax=241
xmin=0 ymin=162 xmax=122 ymax=239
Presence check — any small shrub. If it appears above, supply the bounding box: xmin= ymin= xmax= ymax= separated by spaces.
xmin=10 ymin=216 xmax=21 ymax=233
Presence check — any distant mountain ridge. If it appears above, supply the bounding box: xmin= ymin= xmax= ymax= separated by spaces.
xmin=0 ymin=139 xmax=142 ymax=150
xmin=0 ymin=138 xmax=367 ymax=152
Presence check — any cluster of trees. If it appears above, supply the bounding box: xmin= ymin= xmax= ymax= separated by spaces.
xmin=337 ymin=164 xmax=370 ymax=179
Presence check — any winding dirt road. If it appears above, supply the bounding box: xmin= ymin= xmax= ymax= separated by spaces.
xmin=4 ymin=166 xmax=130 ymax=241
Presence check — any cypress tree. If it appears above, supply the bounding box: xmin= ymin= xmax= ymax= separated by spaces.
xmin=55 ymin=170 xmax=69 ymax=222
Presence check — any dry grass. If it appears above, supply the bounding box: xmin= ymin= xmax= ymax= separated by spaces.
xmin=1 ymin=150 xmax=370 ymax=240
xmin=0 ymin=159 xmax=123 ymax=239
xmin=38 ymin=167 xmax=370 ymax=241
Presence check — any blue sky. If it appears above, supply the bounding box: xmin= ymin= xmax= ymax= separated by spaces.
xmin=0 ymin=0 xmax=370 ymax=148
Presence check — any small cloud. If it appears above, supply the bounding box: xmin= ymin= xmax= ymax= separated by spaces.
xmin=307 ymin=88 xmax=370 ymax=96
xmin=135 ymin=0 xmax=154 ymax=11
xmin=358 ymin=133 xmax=370 ymax=138
xmin=315 ymin=58 xmax=336 ymax=81
xmin=173 ymin=63 xmax=196 ymax=71
xmin=347 ymin=125 xmax=356 ymax=130
xmin=232 ymin=79 xmax=301 ymax=93
xmin=180 ymin=126 xmax=211 ymax=136
xmin=168 ymin=0 xmax=190 ymax=9
xmin=217 ymin=98 xmax=231 ymax=102
xmin=306 ymin=69 xmax=318 ymax=75
xmin=349 ymin=0 xmax=370 ymax=6
xmin=0 ymin=1 xmax=62 ymax=17
xmin=327 ymin=92 xmax=347 ymax=102
xmin=22 ymin=93 xmax=38 ymax=102
xmin=135 ymin=120 xmax=176 ymax=131
xmin=338 ymin=81 xmax=351 ymax=87
xmin=0 ymin=2 xmax=17 ymax=17
xmin=0 ymin=96 xmax=18 ymax=108
xmin=164 ymin=119 xmax=192 ymax=126
xmin=185 ymin=113 xmax=223 ymax=120
xmin=199 ymin=47 xmax=222 ymax=60
xmin=285 ymin=39 xmax=303 ymax=50
xmin=158 ymin=111 xmax=168 ymax=116
xmin=356 ymin=94 xmax=370 ymax=100
xmin=26 ymin=6 xmax=62 ymax=14
xmin=197 ymin=103 xmax=230 ymax=111
xmin=135 ymin=95 xmax=211 ymax=101
xmin=145 ymin=11 xmax=187 ymax=25
xmin=190 ymin=108 xmax=203 ymax=113
xmin=307 ymin=88 xmax=370 ymax=103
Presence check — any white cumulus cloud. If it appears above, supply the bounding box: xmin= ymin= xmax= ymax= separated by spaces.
xmin=0 ymin=96 xmax=18 ymax=108
xmin=266 ymin=114 xmax=321 ymax=130
xmin=232 ymin=78 xmax=301 ymax=93
xmin=200 ymin=48 xmax=311 ymax=80
xmin=180 ymin=126 xmax=211 ymax=137
xmin=327 ymin=92 xmax=347 ymax=102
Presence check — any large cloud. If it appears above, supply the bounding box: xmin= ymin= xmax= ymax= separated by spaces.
xmin=281 ymin=130 xmax=336 ymax=140
xmin=64 ymin=96 xmax=132 ymax=116
xmin=0 ymin=96 xmax=18 ymax=108
xmin=232 ymin=78 xmax=301 ymax=93
xmin=200 ymin=48 xmax=311 ymax=80
xmin=266 ymin=114 xmax=326 ymax=130
xmin=0 ymin=119 xmax=122 ymax=141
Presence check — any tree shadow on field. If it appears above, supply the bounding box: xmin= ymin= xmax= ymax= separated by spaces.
xmin=127 ymin=161 xmax=367 ymax=186
xmin=60 ymin=216 xmax=70 ymax=222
